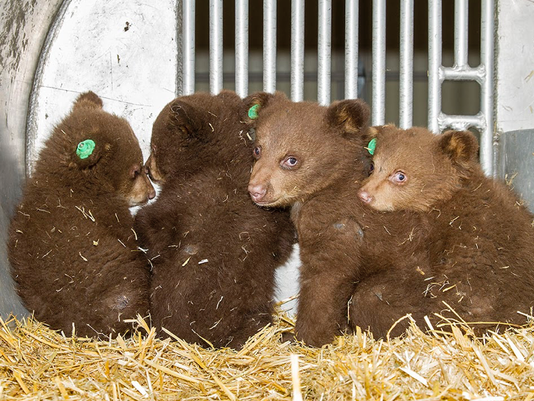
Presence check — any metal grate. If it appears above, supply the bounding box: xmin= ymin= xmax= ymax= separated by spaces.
xmin=177 ymin=1 xmax=495 ymax=173
xmin=428 ymin=0 xmax=495 ymax=175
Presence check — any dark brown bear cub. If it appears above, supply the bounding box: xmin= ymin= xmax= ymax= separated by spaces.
xmin=245 ymin=92 xmax=430 ymax=346
xmin=8 ymin=92 xmax=154 ymax=337
xmin=356 ymin=125 xmax=534 ymax=334
xmin=134 ymin=91 xmax=294 ymax=349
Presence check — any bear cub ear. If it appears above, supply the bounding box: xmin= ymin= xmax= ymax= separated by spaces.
xmin=326 ymin=99 xmax=370 ymax=138
xmin=72 ymin=139 xmax=110 ymax=170
xmin=242 ymin=91 xmax=288 ymax=123
xmin=438 ymin=130 xmax=479 ymax=165
xmin=167 ymin=100 xmax=205 ymax=140
xmin=73 ymin=91 xmax=104 ymax=112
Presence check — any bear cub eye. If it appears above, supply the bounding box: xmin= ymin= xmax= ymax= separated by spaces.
xmin=368 ymin=161 xmax=374 ymax=175
xmin=390 ymin=170 xmax=407 ymax=185
xmin=281 ymin=156 xmax=299 ymax=169
xmin=130 ymin=164 xmax=141 ymax=179
xmin=253 ymin=146 xmax=262 ymax=159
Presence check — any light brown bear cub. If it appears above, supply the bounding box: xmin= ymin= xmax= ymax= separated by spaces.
xmin=8 ymin=92 xmax=154 ymax=337
xmin=357 ymin=125 xmax=534 ymax=333
xmin=246 ymin=92 xmax=430 ymax=346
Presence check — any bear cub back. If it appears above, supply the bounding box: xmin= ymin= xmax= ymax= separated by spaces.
xmin=134 ymin=91 xmax=295 ymax=349
xmin=8 ymin=92 xmax=154 ymax=337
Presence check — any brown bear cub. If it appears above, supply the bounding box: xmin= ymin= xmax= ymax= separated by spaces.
xmin=134 ymin=91 xmax=294 ymax=349
xmin=357 ymin=125 xmax=534 ymax=334
xmin=8 ymin=92 xmax=154 ymax=337
xmin=245 ymin=92 xmax=430 ymax=346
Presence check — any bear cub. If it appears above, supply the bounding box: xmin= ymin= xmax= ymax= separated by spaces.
xmin=8 ymin=92 xmax=154 ymax=337
xmin=357 ymin=125 xmax=534 ymax=333
xmin=134 ymin=91 xmax=294 ymax=349
xmin=246 ymin=92 xmax=430 ymax=346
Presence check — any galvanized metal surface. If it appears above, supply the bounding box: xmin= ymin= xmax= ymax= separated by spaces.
xmin=27 ymin=0 xmax=178 ymax=171
xmin=0 ymin=0 xmax=64 ymax=318
xmin=263 ymin=0 xmax=277 ymax=93
xmin=183 ymin=0 xmax=195 ymax=95
xmin=235 ymin=0 xmax=249 ymax=98
xmin=498 ymin=130 xmax=534 ymax=211
xmin=291 ymin=0 xmax=305 ymax=102
xmin=209 ymin=0 xmax=223 ymax=95
xmin=372 ymin=0 xmax=386 ymax=125
xmin=399 ymin=0 xmax=414 ymax=128
xmin=428 ymin=0 xmax=495 ymax=176
xmin=318 ymin=0 xmax=332 ymax=105
xmin=494 ymin=2 xmax=534 ymax=135
xmin=344 ymin=0 xmax=359 ymax=100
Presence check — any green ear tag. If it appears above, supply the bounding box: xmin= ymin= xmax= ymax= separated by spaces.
xmin=248 ymin=104 xmax=260 ymax=120
xmin=366 ymin=138 xmax=377 ymax=155
xmin=76 ymin=139 xmax=96 ymax=160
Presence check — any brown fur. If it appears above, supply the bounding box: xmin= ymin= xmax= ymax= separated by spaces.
xmin=8 ymin=92 xmax=154 ymax=337
xmin=356 ymin=125 xmax=534 ymax=335
xmin=245 ymin=92 xmax=430 ymax=346
xmin=134 ymin=91 xmax=294 ymax=349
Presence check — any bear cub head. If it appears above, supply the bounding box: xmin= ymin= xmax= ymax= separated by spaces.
xmin=357 ymin=125 xmax=479 ymax=212
xmin=244 ymin=91 xmax=371 ymax=207
xmin=144 ymin=90 xmax=252 ymax=184
xmin=37 ymin=91 xmax=155 ymax=206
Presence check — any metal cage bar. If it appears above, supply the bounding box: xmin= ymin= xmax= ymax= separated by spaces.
xmin=372 ymin=0 xmax=386 ymax=125
xmin=263 ymin=0 xmax=277 ymax=93
xmin=345 ymin=0 xmax=359 ymax=100
xmin=428 ymin=0 xmax=442 ymax=133
xmin=454 ymin=0 xmax=469 ymax=67
xmin=210 ymin=0 xmax=223 ymax=94
xmin=235 ymin=0 xmax=249 ymax=98
xmin=291 ymin=0 xmax=305 ymax=102
xmin=399 ymin=0 xmax=414 ymax=128
xmin=318 ymin=0 xmax=332 ymax=105
xmin=480 ymin=0 xmax=495 ymax=176
xmin=183 ymin=0 xmax=195 ymax=95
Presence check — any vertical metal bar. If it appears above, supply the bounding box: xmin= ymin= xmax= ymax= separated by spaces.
xmin=345 ymin=0 xmax=359 ymax=99
xmin=210 ymin=0 xmax=223 ymax=94
xmin=176 ymin=0 xmax=184 ymax=96
xmin=399 ymin=0 xmax=414 ymax=128
xmin=183 ymin=0 xmax=195 ymax=95
xmin=454 ymin=0 xmax=469 ymax=67
xmin=235 ymin=0 xmax=249 ymax=98
xmin=480 ymin=0 xmax=495 ymax=176
xmin=372 ymin=0 xmax=386 ymax=125
xmin=428 ymin=0 xmax=442 ymax=133
xmin=318 ymin=0 xmax=332 ymax=105
xmin=263 ymin=0 xmax=277 ymax=93
xmin=291 ymin=0 xmax=305 ymax=102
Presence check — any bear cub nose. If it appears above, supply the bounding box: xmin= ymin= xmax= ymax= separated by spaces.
xmin=248 ymin=184 xmax=267 ymax=203
xmin=357 ymin=189 xmax=373 ymax=204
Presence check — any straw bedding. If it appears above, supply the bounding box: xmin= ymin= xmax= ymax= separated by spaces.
xmin=1 ymin=305 xmax=534 ymax=400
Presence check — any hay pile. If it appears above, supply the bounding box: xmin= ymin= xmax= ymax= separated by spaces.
xmin=1 ymin=310 xmax=534 ymax=400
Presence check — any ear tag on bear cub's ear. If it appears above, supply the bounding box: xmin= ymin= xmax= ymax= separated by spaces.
xmin=76 ymin=139 xmax=96 ymax=160
xmin=366 ymin=138 xmax=377 ymax=155
xmin=248 ymin=104 xmax=260 ymax=120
